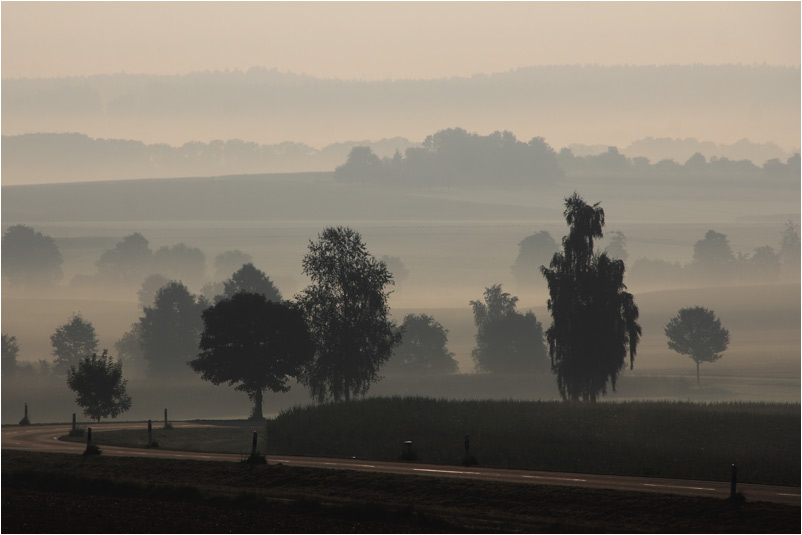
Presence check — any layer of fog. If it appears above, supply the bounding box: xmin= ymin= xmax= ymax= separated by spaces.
xmin=2 ymin=171 xmax=799 ymax=423
xmin=2 ymin=65 xmax=798 ymax=171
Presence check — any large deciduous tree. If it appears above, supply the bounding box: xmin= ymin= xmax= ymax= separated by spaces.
xmin=139 ymin=281 xmax=207 ymax=378
xmin=67 ymin=350 xmax=132 ymax=423
xmin=190 ymin=292 xmax=313 ymax=420
xmin=1 ymin=224 xmax=63 ymax=286
xmin=664 ymin=306 xmax=730 ymax=387
xmin=51 ymin=313 xmax=100 ymax=375
xmin=470 ymin=285 xmax=548 ymax=373
xmin=540 ymin=193 xmax=641 ymax=402
xmin=385 ymin=314 xmax=458 ymax=374
xmin=296 ymin=226 xmax=401 ymax=402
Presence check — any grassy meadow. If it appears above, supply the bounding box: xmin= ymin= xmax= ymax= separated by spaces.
xmin=73 ymin=397 xmax=800 ymax=487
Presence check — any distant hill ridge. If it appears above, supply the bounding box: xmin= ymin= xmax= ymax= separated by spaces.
xmin=2 ymin=64 xmax=797 ymax=161
xmin=1 ymin=132 xmax=793 ymax=186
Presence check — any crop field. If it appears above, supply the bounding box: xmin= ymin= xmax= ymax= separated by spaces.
xmin=69 ymin=397 xmax=801 ymax=487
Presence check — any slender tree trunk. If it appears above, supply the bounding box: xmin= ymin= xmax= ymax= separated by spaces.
xmin=696 ymin=361 xmax=700 ymax=387
xmin=251 ymin=389 xmax=264 ymax=420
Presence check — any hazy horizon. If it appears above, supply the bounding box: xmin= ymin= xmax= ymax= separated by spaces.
xmin=3 ymin=2 xmax=798 ymax=80
xmin=1 ymin=2 xmax=799 ymax=420
xmin=2 ymin=2 xmax=800 ymax=160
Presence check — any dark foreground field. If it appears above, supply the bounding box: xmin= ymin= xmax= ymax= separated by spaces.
xmin=3 ymin=450 xmax=799 ymax=533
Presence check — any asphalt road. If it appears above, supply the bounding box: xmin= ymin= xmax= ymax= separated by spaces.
xmin=3 ymin=422 xmax=799 ymax=506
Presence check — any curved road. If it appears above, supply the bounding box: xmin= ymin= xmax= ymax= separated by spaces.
xmin=3 ymin=422 xmax=799 ymax=506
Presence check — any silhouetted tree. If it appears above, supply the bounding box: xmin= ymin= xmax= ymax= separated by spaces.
xmin=665 ymin=306 xmax=730 ymax=387
xmin=296 ymin=226 xmax=402 ymax=402
xmin=692 ymin=230 xmax=734 ymax=278
xmin=220 ymin=263 xmax=282 ymax=303
xmin=512 ymin=231 xmax=558 ymax=285
xmin=684 ymin=152 xmax=707 ymax=173
xmin=190 ymin=292 xmax=314 ymax=420
xmin=51 ymin=314 xmax=99 ymax=375
xmin=137 ymin=274 xmax=170 ymax=310
xmin=385 ymin=314 xmax=458 ymax=374
xmin=747 ymin=245 xmax=781 ymax=281
xmin=214 ymin=249 xmax=253 ymax=279
xmin=2 ymin=334 xmax=20 ymax=375
xmin=1 ymin=224 xmax=63 ymax=286
xmin=381 ymin=255 xmax=410 ymax=284
xmin=96 ymin=232 xmax=152 ymax=283
xmin=139 ymin=282 xmax=207 ymax=377
xmin=67 ymin=350 xmax=132 ymax=423
xmin=541 ymin=193 xmax=641 ymax=402
xmin=470 ymin=285 xmax=547 ymax=373
xmin=334 ymin=146 xmax=384 ymax=182
xmin=153 ymin=243 xmax=206 ymax=286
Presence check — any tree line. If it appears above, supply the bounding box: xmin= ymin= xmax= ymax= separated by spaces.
xmin=4 ymin=130 xmax=796 ymax=186
xmin=512 ymin=222 xmax=801 ymax=287
xmin=2 ymin=133 xmax=419 ymax=184
xmin=335 ymin=131 xmax=800 ymax=186
xmin=1 ymin=193 xmax=783 ymax=420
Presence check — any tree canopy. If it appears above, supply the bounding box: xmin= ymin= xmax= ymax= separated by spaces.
xmin=153 ymin=243 xmax=206 ymax=286
xmin=67 ymin=350 xmax=132 ymax=423
xmin=214 ymin=249 xmax=253 ymax=279
xmin=220 ymin=263 xmax=282 ymax=303
xmin=380 ymin=255 xmax=410 ymax=284
xmin=51 ymin=313 xmax=100 ymax=375
xmin=385 ymin=314 xmax=458 ymax=374
xmin=541 ymin=193 xmax=641 ymax=402
xmin=604 ymin=231 xmax=628 ymax=261
xmin=691 ymin=230 xmax=734 ymax=278
xmin=665 ymin=306 xmax=730 ymax=386
xmin=190 ymin=292 xmax=313 ymax=420
xmin=137 ymin=274 xmax=170 ymax=310
xmin=1 ymin=224 xmax=63 ymax=286
xmin=511 ymin=231 xmax=558 ymax=286
xmin=139 ymin=281 xmax=207 ymax=378
xmin=296 ymin=226 xmax=402 ymax=402
xmin=96 ymin=232 xmax=152 ymax=283
xmin=334 ymin=128 xmax=564 ymax=187
xmin=470 ymin=285 xmax=548 ymax=373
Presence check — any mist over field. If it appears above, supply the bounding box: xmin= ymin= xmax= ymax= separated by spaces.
xmin=1 ymin=2 xmax=799 ymax=425
xmin=1 ymin=65 xmax=799 ymax=185
xmin=2 ymin=168 xmax=799 ymax=423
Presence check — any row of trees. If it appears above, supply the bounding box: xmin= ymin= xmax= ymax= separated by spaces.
xmin=4 ymin=195 xmax=738 ymax=421
xmin=512 ymin=222 xmax=801 ymax=287
xmin=0 ymin=225 xmax=260 ymax=289
xmin=556 ymin=146 xmax=800 ymax=180
xmin=334 ymin=130 xmax=800 ymax=186
xmin=335 ymin=128 xmax=564 ymax=186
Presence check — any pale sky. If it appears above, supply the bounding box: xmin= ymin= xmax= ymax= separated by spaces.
xmin=2 ymin=2 xmax=799 ymax=80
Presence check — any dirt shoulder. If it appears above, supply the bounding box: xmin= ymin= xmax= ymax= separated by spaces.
xmin=3 ymin=450 xmax=799 ymax=533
